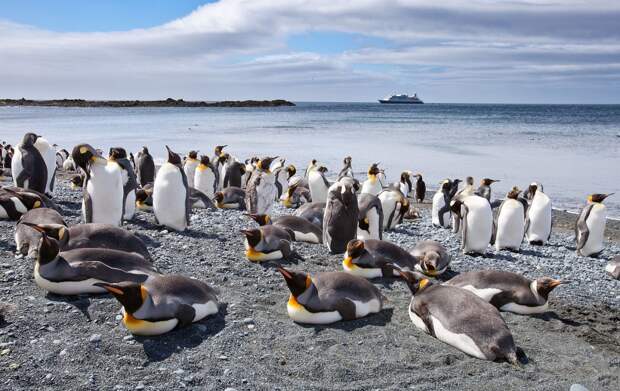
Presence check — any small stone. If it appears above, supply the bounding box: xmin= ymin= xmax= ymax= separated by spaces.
xmin=59 ymin=349 xmax=67 ymax=356
xmin=224 ymin=388 xmax=238 ymax=391
xmin=174 ymin=369 xmax=185 ymax=375
xmin=0 ymin=349 xmax=10 ymax=356
xmin=218 ymin=355 xmax=228 ymax=360
xmin=9 ymin=363 xmax=20 ymax=370
xmin=123 ymin=335 xmax=134 ymax=341
xmin=570 ymin=385 xmax=589 ymax=391
xmin=135 ymin=382 xmax=145 ymax=390
xmin=45 ymin=374 xmax=53 ymax=380
xmin=223 ymin=368 xmax=232 ymax=376
xmin=89 ymin=334 xmax=102 ymax=343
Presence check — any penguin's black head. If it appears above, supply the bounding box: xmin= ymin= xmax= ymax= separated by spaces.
xmin=451 ymin=178 xmax=462 ymax=187
xmin=70 ymin=173 xmax=84 ymax=189
xmin=214 ymin=192 xmax=224 ymax=205
xmin=257 ymin=156 xmax=278 ymax=171
xmin=246 ymin=214 xmax=270 ymax=226
xmin=535 ymin=277 xmax=565 ymax=300
xmin=199 ymin=155 xmax=211 ymax=166
xmin=399 ymin=197 xmax=410 ymax=215
xmin=358 ymin=217 xmax=370 ymax=232
xmin=317 ymin=166 xmax=328 ymax=174
xmin=108 ymin=147 xmax=127 ymax=161
xmin=507 ymin=187 xmax=521 ymax=199
xmin=165 ymin=146 xmax=182 ymax=166
xmin=22 ymin=223 xmax=59 ymax=265
xmin=277 ymin=266 xmax=311 ymax=298
xmin=396 ymin=270 xmax=432 ymax=295
xmin=368 ymin=163 xmax=380 ymax=176
xmin=141 ymin=146 xmax=150 ymax=155
xmin=482 ymin=178 xmax=499 ymax=186
xmin=466 ymin=176 xmax=474 ymax=186
xmin=22 ymin=133 xmax=39 ymax=147
xmin=346 ymin=239 xmax=366 ymax=260
xmin=188 ymin=150 xmax=198 ymax=160
xmin=94 ymin=282 xmax=146 ymax=314
xmin=343 ymin=156 xmax=352 ymax=165
xmin=286 ymin=165 xmax=296 ymax=178
xmin=135 ymin=189 xmax=150 ymax=204
xmin=339 ymin=182 xmax=357 ymax=206
xmin=311 ymin=159 xmax=317 ymax=165
xmin=214 ymin=145 xmax=227 ymax=155
xmin=440 ymin=180 xmax=451 ymax=192
xmin=400 ymin=171 xmax=410 ymax=181
xmin=241 ymin=228 xmax=262 ymax=248
xmin=588 ymin=193 xmax=614 ymax=203
xmin=72 ymin=144 xmax=102 ymax=171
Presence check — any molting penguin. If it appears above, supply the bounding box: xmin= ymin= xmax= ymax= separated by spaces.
xmin=280 ymin=182 xmax=311 ymax=209
xmin=183 ymin=150 xmax=200 ymax=189
xmin=576 ymin=193 xmax=613 ymax=257
xmin=136 ymin=147 xmax=155 ymax=187
xmin=524 ymin=183 xmax=552 ymax=245
xmin=356 ymin=193 xmax=383 ymax=240
xmin=109 ymin=147 xmax=138 ymax=221
xmin=343 ymin=239 xmax=417 ymax=279
xmin=399 ymin=270 xmax=523 ymax=365
xmin=337 ymin=156 xmax=354 ymax=180
xmin=153 ymin=146 xmax=190 ymax=231
xmin=414 ymin=174 xmax=426 ymax=203
xmin=25 ymin=224 xmax=157 ymax=295
xmin=432 ymin=180 xmax=452 ymax=228
xmin=72 ymin=144 xmax=124 ymax=226
xmin=214 ymin=187 xmax=246 ymax=210
xmin=96 ymin=274 xmax=219 ymax=336
xmin=477 ymin=178 xmax=499 ymax=202
xmin=445 ymin=270 xmax=566 ymax=314
xmin=293 ymin=201 xmax=325 ymax=227
xmin=241 ymin=226 xmax=302 ymax=262
xmin=410 ymin=240 xmax=451 ymax=277
xmin=194 ymin=155 xmax=219 ymax=198
xmin=12 ymin=133 xmax=48 ymax=194
xmin=211 ymin=145 xmax=227 ymax=169
xmin=323 ymin=180 xmax=359 ymax=254
xmin=494 ymin=187 xmax=528 ymax=252
xmin=378 ymin=188 xmax=409 ymax=230
xmin=245 ymin=156 xmax=278 ymax=215
xmin=606 ymin=256 xmax=620 ymax=279
xmin=15 ymin=208 xmax=66 ymax=258
xmin=457 ymin=195 xmax=493 ymax=255
xmin=246 ymin=214 xmax=322 ymax=244
xmin=361 ymin=163 xmax=383 ymax=196
xmin=277 ymin=266 xmax=384 ymax=324
xmin=308 ymin=165 xmax=330 ymax=203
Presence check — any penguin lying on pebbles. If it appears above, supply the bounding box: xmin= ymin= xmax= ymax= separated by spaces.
xmin=343 ymin=239 xmax=416 ymax=278
xmin=293 ymin=201 xmax=324 ymax=226
xmin=15 ymin=208 xmax=66 ymax=258
xmin=189 ymin=188 xmax=215 ymax=210
xmin=445 ymin=270 xmax=566 ymax=314
xmin=280 ymin=183 xmax=311 ymax=208
xmin=399 ymin=270 xmax=524 ymax=365
xmin=25 ymin=223 xmax=157 ymax=295
xmin=22 ymin=222 xmax=151 ymax=261
xmin=214 ymin=186 xmax=246 ymax=209
xmin=277 ymin=266 xmax=385 ymax=324
xmin=246 ymin=214 xmax=322 ymax=243
xmin=0 ymin=187 xmax=44 ymax=220
xmin=410 ymin=240 xmax=451 ymax=276
xmin=575 ymin=193 xmax=613 ymax=257
xmin=606 ymin=256 xmax=620 ymax=279
xmin=96 ymin=274 xmax=219 ymax=336
xmin=135 ymin=184 xmax=154 ymax=211
xmin=241 ymin=226 xmax=302 ymax=262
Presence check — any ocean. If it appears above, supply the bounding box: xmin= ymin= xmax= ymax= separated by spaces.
xmin=1 ymin=103 xmax=619 ymax=217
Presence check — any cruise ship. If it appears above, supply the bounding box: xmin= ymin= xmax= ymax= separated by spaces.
xmin=378 ymin=93 xmax=423 ymax=104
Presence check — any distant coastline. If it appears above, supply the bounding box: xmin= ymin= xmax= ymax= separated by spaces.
xmin=0 ymin=98 xmax=295 ymax=108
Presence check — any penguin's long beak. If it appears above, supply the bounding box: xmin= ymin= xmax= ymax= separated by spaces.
xmin=20 ymin=222 xmax=46 ymax=233
xmin=94 ymin=282 xmax=125 ymax=296
xmin=550 ymin=279 xmax=567 ymax=288
xmin=277 ymin=266 xmax=293 ymax=280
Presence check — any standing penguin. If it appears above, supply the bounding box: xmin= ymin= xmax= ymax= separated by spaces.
xmin=456 ymin=176 xmax=476 ymax=199
xmin=183 ymin=150 xmax=200 ymax=189
xmin=357 ymin=193 xmax=384 ymax=240
xmin=477 ymin=178 xmax=500 ymax=202
xmin=378 ymin=188 xmax=409 ymax=230
xmin=524 ymin=183 xmax=552 ymax=245
xmin=396 ymin=171 xmax=413 ymax=198
xmin=308 ymin=165 xmax=330 ymax=203
xmin=274 ymin=164 xmax=296 ymax=199
xmin=337 ymin=156 xmax=354 ymax=180
xmin=494 ymin=187 xmax=527 ymax=252
xmin=304 ymin=159 xmax=318 ymax=178
xmin=245 ymin=156 xmax=278 ymax=215
xmin=153 ymin=146 xmax=190 ymax=231
xmin=448 ymin=179 xmax=462 ymax=200
xmin=432 ymin=180 xmax=452 ymax=228
xmin=361 ymin=163 xmax=383 ymax=196
xmin=136 ymin=147 xmax=155 ymax=187
xmin=12 ymin=133 xmax=49 ymax=194
xmin=224 ymin=160 xmax=246 ymax=189
xmin=109 ymin=147 xmax=138 ymax=221
xmin=323 ymin=180 xmax=359 ymax=254
xmin=211 ymin=145 xmax=227 ymax=168
xmin=413 ymin=173 xmax=426 ymax=203
xmin=398 ymin=270 xmax=523 ymax=365
xmin=72 ymin=144 xmax=123 ymax=226
xmin=576 ymin=193 xmax=613 ymax=257
xmin=457 ymin=195 xmax=493 ymax=255
xmin=194 ymin=155 xmax=219 ymax=198
xmin=216 ymin=153 xmax=232 ymax=190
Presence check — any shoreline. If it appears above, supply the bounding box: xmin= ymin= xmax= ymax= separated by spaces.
xmin=0 ymin=98 xmax=295 ymax=108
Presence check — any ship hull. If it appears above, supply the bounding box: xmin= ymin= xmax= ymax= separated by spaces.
xmin=378 ymin=100 xmax=424 ymax=104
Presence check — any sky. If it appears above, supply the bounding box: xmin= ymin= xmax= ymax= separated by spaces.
xmin=0 ymin=0 xmax=619 ymax=103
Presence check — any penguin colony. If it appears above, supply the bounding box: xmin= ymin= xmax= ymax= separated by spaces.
xmin=0 ymin=133 xmax=617 ymax=365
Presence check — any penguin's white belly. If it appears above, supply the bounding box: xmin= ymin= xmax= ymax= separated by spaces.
xmin=361 ymin=180 xmax=381 ymax=196
xmin=34 ymin=263 xmax=106 ymax=295
xmin=244 ymin=240 xmax=282 ymax=262
xmin=255 ymin=179 xmax=277 ymax=215
xmin=526 ymin=193 xmax=552 ymax=242
xmin=408 ymin=305 xmax=429 ymax=333
xmin=121 ymin=308 xmax=179 ymax=336
xmin=458 ymin=285 xmax=502 ymax=302
xmin=153 ymin=163 xmax=188 ymax=231
xmin=184 ymin=162 xmax=198 ymax=189
xmin=463 ymin=201 xmax=493 ymax=253
xmin=430 ymin=315 xmax=487 ymax=360
xmin=11 ymin=149 xmax=24 ymax=187
xmin=124 ymin=190 xmax=136 ymax=220
xmin=192 ymin=301 xmax=219 ymax=322
xmin=431 ymin=192 xmax=450 ymax=228
xmin=580 ymin=205 xmax=606 ymax=256
xmin=495 ymin=202 xmax=525 ymax=250
xmin=11 ymin=197 xmax=28 ymax=214
xmin=353 ymin=298 xmax=381 ymax=318
xmin=291 ymin=230 xmax=320 ymax=244
xmin=35 ymin=138 xmax=56 ymax=194
xmin=287 ymin=299 xmax=342 ymax=324
xmin=399 ymin=183 xmax=409 ymax=197
xmin=414 ymin=263 xmax=447 ymax=277
xmin=500 ymin=302 xmax=549 ymax=315
xmin=358 ymin=209 xmax=381 ymax=240
xmin=195 ymin=169 xmax=216 ymax=198
xmin=0 ymin=205 xmax=7 ymax=219
xmin=308 ymin=173 xmax=328 ymax=203
xmin=86 ymin=163 xmax=123 ymax=226
xmin=342 ymin=260 xmax=383 ymax=279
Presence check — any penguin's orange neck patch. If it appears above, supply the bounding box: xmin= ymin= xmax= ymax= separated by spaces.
xmin=288 ymin=294 xmax=303 ymax=309
xmin=197 ymin=164 xmax=207 ymax=171
xmin=343 ymin=257 xmax=355 ymax=269
xmin=123 ymin=311 xmax=143 ymax=327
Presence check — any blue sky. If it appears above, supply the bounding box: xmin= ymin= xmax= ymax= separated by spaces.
xmin=0 ymin=0 xmax=619 ymax=103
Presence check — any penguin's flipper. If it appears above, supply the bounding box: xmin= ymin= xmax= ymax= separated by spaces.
xmin=333 ymin=298 xmax=357 ymax=321
xmin=274 ymin=180 xmax=283 ymax=199
xmin=461 ymin=205 xmax=469 ymax=251
xmin=74 ymin=262 xmax=150 ymax=284
xmin=15 ymin=169 xmax=31 ymax=188
xmin=0 ymin=199 xmax=22 ymax=220
xmin=386 ymin=207 xmax=396 ymax=230
xmin=413 ymin=301 xmax=435 ymax=337
xmin=83 ymin=186 xmax=93 ymax=223
xmin=175 ymin=304 xmax=196 ymax=328
xmin=438 ymin=196 xmax=451 ymax=228
xmin=576 ymin=204 xmax=593 ymax=251
xmin=280 ymin=240 xmax=304 ymax=262
xmin=492 ymin=201 xmax=504 ymax=246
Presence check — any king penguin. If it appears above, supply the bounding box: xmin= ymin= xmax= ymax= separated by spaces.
xmin=323 ymin=180 xmax=359 ymax=254
xmin=494 ymin=187 xmax=527 ymax=252
xmin=361 ymin=163 xmax=383 ymax=196
xmin=378 ymin=188 xmax=409 ymax=230
xmin=308 ymin=165 xmax=330 ymax=203
xmin=432 ymin=180 xmax=452 ymax=228
xmin=109 ymin=147 xmax=138 ymax=221
xmin=15 ymin=208 xmax=66 ymax=258
xmin=277 ymin=266 xmax=384 ymax=324
xmin=576 ymin=193 xmax=613 ymax=257
xmin=414 ymin=173 xmax=426 ymax=203
xmin=357 ymin=193 xmax=384 ymax=240
xmin=337 ymin=156 xmax=354 ymax=180
xmin=343 ymin=239 xmax=417 ymax=279
xmin=524 ymin=182 xmax=552 ymax=245
xmin=96 ymin=274 xmax=219 ymax=336
xmin=136 ymin=146 xmax=155 ymax=187
xmin=476 ymin=178 xmax=500 ymax=202
xmin=245 ymin=156 xmax=278 ymax=215
xmin=246 ymin=213 xmax=322 ymax=244
xmin=12 ymin=133 xmax=49 ymax=195
xmin=457 ymin=194 xmax=493 ymax=255
xmin=153 ymin=146 xmax=190 ymax=231
xmin=183 ymin=150 xmax=200 ymax=189
xmin=72 ymin=144 xmax=124 ymax=226
xmin=194 ymin=155 xmax=219 ymax=198
xmin=607 ymin=256 xmax=620 ymax=279
xmin=398 ymin=270 xmax=523 ymax=365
